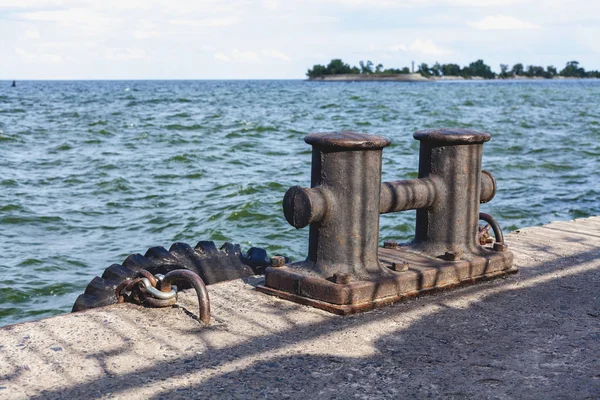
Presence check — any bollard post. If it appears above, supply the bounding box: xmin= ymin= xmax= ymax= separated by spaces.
xmin=413 ymin=129 xmax=488 ymax=257
xmin=282 ymin=131 xmax=391 ymax=279
xmin=258 ymin=128 xmax=516 ymax=315
xmin=379 ymin=128 xmax=498 ymax=259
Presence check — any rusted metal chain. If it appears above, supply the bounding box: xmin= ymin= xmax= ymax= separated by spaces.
xmin=139 ymin=277 xmax=176 ymax=300
xmin=162 ymin=270 xmax=211 ymax=325
xmin=115 ymin=277 xmax=143 ymax=303
xmin=478 ymin=223 xmax=493 ymax=245
xmin=114 ymin=268 xmax=210 ymax=325
xmin=136 ymin=269 xmax=158 ymax=288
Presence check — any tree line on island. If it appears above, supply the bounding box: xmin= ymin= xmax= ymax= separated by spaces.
xmin=307 ymin=59 xmax=600 ymax=79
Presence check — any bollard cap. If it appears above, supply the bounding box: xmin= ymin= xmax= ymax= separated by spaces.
xmin=414 ymin=128 xmax=491 ymax=144
xmin=305 ymin=131 xmax=391 ymax=150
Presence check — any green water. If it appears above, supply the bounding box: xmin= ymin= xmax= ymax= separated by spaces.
xmin=0 ymin=79 xmax=598 ymax=326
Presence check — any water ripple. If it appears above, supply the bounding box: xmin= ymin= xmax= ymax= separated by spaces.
xmin=0 ymin=79 xmax=598 ymax=326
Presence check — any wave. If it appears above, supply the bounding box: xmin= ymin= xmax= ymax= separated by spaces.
xmin=0 ymin=108 xmax=26 ymax=114
xmin=165 ymin=124 xmax=203 ymax=131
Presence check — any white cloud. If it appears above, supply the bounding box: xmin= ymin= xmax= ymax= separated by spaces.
xmin=134 ymin=30 xmax=162 ymax=39
xmin=13 ymin=8 xmax=119 ymax=36
xmin=262 ymin=0 xmax=278 ymax=10
xmin=38 ymin=40 xmax=97 ymax=48
xmin=131 ymin=16 xmax=239 ymax=39
xmin=315 ymin=0 xmax=527 ymax=8
xmin=167 ymin=16 xmax=240 ymax=28
xmin=451 ymin=0 xmax=526 ymax=6
xmin=574 ymin=26 xmax=600 ymax=53
xmin=25 ymin=30 xmax=40 ymax=39
xmin=231 ymin=49 xmax=260 ymax=63
xmin=214 ymin=49 xmax=261 ymax=63
xmin=0 ymin=0 xmax=224 ymax=11
xmin=410 ymin=39 xmax=452 ymax=55
xmin=469 ymin=15 xmax=540 ymax=30
xmin=132 ymin=20 xmax=162 ymax=39
xmin=390 ymin=44 xmax=408 ymax=51
xmin=2 ymin=0 xmax=598 ymax=79
xmin=262 ymin=49 xmax=291 ymax=61
xmin=318 ymin=0 xmax=387 ymax=7
xmin=391 ymin=39 xmax=452 ymax=56
xmin=0 ymin=0 xmax=63 ymax=7
xmin=15 ymin=47 xmax=63 ymax=63
xmin=214 ymin=52 xmax=230 ymax=61
xmin=105 ymin=48 xmax=148 ymax=61
xmin=14 ymin=8 xmax=115 ymax=24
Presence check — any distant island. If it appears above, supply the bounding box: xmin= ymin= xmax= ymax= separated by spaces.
xmin=307 ymin=59 xmax=600 ymax=81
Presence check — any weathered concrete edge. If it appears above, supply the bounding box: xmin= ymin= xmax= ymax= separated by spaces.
xmin=0 ymin=216 xmax=599 ymax=399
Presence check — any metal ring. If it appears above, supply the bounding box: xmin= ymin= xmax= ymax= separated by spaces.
xmin=140 ymin=278 xmax=177 ymax=300
xmin=115 ymin=277 xmax=142 ymax=303
xmin=163 ymin=270 xmax=211 ymax=325
xmin=143 ymin=296 xmax=177 ymax=308
xmin=479 ymin=212 xmax=504 ymax=244
xmin=136 ymin=269 xmax=157 ymax=288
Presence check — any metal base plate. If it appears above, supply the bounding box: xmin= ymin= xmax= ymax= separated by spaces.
xmin=256 ymin=247 xmax=516 ymax=315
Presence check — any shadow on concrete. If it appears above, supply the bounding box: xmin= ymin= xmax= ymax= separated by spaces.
xmin=12 ymin=237 xmax=597 ymax=400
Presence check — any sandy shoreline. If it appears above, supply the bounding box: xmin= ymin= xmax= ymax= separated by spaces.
xmin=309 ymin=73 xmax=428 ymax=82
xmin=309 ymin=74 xmax=585 ymax=82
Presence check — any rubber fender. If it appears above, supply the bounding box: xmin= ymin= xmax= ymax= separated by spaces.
xmin=240 ymin=247 xmax=290 ymax=275
xmin=72 ymin=241 xmax=272 ymax=312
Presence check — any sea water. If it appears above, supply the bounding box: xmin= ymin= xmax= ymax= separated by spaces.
xmin=0 ymin=79 xmax=598 ymax=326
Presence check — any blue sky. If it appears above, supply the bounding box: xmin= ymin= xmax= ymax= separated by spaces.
xmin=0 ymin=0 xmax=598 ymax=79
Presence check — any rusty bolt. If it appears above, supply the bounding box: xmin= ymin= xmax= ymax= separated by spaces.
xmin=383 ymin=240 xmax=398 ymax=249
xmin=493 ymin=242 xmax=508 ymax=252
xmin=333 ymin=273 xmax=351 ymax=284
xmin=444 ymin=251 xmax=461 ymax=261
xmin=270 ymin=256 xmax=286 ymax=268
xmin=390 ymin=261 xmax=409 ymax=272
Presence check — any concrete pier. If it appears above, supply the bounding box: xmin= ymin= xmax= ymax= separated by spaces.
xmin=1 ymin=217 xmax=599 ymax=399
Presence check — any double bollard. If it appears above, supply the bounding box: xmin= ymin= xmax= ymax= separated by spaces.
xmin=257 ymin=128 xmax=516 ymax=314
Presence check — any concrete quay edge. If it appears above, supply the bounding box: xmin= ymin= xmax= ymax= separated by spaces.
xmin=1 ymin=216 xmax=599 ymax=399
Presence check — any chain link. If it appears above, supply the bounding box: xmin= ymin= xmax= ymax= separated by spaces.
xmin=115 ymin=268 xmax=211 ymax=325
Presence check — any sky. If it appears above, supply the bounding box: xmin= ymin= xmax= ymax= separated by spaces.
xmin=0 ymin=0 xmax=599 ymax=79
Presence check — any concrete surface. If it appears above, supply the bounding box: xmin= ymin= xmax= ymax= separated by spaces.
xmin=0 ymin=217 xmax=599 ymax=399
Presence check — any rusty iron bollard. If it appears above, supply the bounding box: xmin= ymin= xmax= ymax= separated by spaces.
xmin=282 ymin=131 xmax=391 ymax=279
xmin=380 ymin=128 xmax=501 ymax=259
xmin=257 ymin=129 xmax=515 ymax=314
